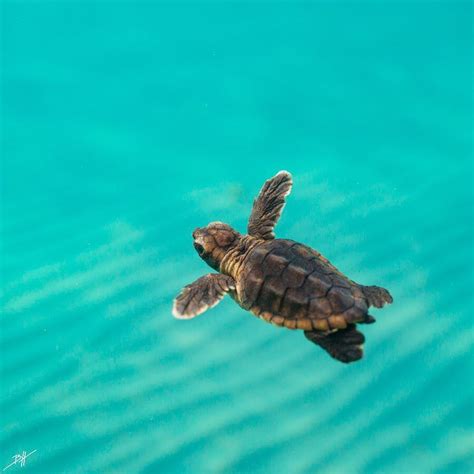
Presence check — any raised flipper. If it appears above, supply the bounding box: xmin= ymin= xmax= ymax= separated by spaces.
xmin=304 ymin=324 xmax=365 ymax=363
xmin=173 ymin=274 xmax=235 ymax=319
xmin=361 ymin=285 xmax=393 ymax=308
xmin=247 ymin=171 xmax=293 ymax=240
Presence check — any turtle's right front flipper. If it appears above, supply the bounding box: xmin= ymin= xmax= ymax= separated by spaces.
xmin=304 ymin=324 xmax=365 ymax=363
xmin=247 ymin=171 xmax=293 ymax=240
xmin=173 ymin=274 xmax=235 ymax=319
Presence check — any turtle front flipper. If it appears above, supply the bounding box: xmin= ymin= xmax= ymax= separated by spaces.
xmin=173 ymin=274 xmax=235 ymax=319
xmin=247 ymin=171 xmax=292 ymax=240
xmin=304 ymin=324 xmax=365 ymax=363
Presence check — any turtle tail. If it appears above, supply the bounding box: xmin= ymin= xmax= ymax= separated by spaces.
xmin=304 ymin=324 xmax=365 ymax=364
xmin=360 ymin=285 xmax=393 ymax=308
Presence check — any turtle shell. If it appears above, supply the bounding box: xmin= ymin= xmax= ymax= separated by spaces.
xmin=237 ymin=239 xmax=369 ymax=331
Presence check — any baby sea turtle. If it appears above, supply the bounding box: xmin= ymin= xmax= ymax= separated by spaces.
xmin=173 ymin=171 xmax=393 ymax=363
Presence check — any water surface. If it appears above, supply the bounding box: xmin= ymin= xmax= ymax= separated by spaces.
xmin=1 ymin=2 xmax=473 ymax=473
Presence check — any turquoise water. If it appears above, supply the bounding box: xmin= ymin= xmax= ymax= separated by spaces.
xmin=1 ymin=1 xmax=473 ymax=473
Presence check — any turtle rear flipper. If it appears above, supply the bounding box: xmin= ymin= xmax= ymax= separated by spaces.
xmin=304 ymin=324 xmax=365 ymax=363
xmin=361 ymin=285 xmax=393 ymax=308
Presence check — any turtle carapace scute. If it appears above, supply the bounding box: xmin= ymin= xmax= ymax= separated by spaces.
xmin=173 ymin=171 xmax=393 ymax=363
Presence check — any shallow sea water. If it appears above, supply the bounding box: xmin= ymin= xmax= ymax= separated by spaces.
xmin=1 ymin=2 xmax=473 ymax=473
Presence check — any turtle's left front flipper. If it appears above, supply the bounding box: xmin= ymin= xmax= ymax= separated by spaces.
xmin=304 ymin=324 xmax=365 ymax=363
xmin=173 ymin=274 xmax=235 ymax=319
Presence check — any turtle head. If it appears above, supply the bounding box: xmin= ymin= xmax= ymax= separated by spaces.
xmin=192 ymin=222 xmax=240 ymax=271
